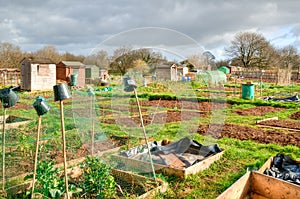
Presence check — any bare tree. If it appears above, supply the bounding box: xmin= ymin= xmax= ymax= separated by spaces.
xmin=34 ymin=45 xmax=62 ymax=63
xmin=110 ymin=47 xmax=165 ymax=75
xmin=0 ymin=42 xmax=23 ymax=68
xmin=216 ymin=59 xmax=230 ymax=68
xmin=110 ymin=46 xmax=134 ymax=75
xmin=84 ymin=50 xmax=110 ymax=68
xmin=276 ymin=45 xmax=300 ymax=69
xmin=61 ymin=52 xmax=85 ymax=62
xmin=187 ymin=53 xmax=205 ymax=70
xmin=226 ymin=31 xmax=272 ymax=69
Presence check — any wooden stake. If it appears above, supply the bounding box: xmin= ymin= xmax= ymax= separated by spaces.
xmin=2 ymin=108 xmax=6 ymax=191
xmin=133 ymin=88 xmax=156 ymax=180
xmin=90 ymin=96 xmax=95 ymax=156
xmin=31 ymin=115 xmax=42 ymax=198
xmin=60 ymin=100 xmax=69 ymax=199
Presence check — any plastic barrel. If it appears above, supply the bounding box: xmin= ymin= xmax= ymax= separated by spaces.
xmin=241 ymin=84 xmax=255 ymax=99
xmin=70 ymin=74 xmax=78 ymax=86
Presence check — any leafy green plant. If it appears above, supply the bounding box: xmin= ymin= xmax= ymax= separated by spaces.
xmin=26 ymin=159 xmax=65 ymax=198
xmin=78 ymin=156 xmax=116 ymax=198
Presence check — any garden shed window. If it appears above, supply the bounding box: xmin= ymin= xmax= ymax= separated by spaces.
xmin=37 ymin=64 xmax=49 ymax=76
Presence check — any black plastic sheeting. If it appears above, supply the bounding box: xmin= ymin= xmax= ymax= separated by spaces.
xmin=264 ymin=153 xmax=300 ymax=185
xmin=119 ymin=137 xmax=222 ymax=167
xmin=264 ymin=94 xmax=300 ymax=102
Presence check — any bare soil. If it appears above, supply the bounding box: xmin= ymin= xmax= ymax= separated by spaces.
xmin=234 ymin=106 xmax=286 ymax=116
xmin=197 ymin=123 xmax=300 ymax=147
xmin=258 ymin=119 xmax=300 ymax=130
xmin=290 ymin=111 xmax=300 ymax=120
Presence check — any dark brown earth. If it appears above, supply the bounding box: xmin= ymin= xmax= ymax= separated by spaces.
xmin=290 ymin=111 xmax=300 ymax=120
xmin=197 ymin=123 xmax=300 ymax=147
xmin=258 ymin=119 xmax=300 ymax=130
xmin=103 ymin=110 xmax=207 ymax=126
xmin=234 ymin=106 xmax=286 ymax=116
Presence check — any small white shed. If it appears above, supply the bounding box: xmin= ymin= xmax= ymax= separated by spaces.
xmin=20 ymin=57 xmax=56 ymax=91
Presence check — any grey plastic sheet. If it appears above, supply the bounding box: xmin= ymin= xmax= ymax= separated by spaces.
xmin=264 ymin=94 xmax=300 ymax=102
xmin=119 ymin=137 xmax=222 ymax=167
xmin=264 ymin=153 xmax=300 ymax=185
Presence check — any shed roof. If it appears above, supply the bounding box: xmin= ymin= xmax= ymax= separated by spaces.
xmin=22 ymin=57 xmax=54 ymax=64
xmin=85 ymin=65 xmax=98 ymax=68
xmin=61 ymin=61 xmax=85 ymax=67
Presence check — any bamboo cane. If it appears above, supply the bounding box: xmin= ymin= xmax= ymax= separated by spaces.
xmin=31 ymin=115 xmax=42 ymax=198
xmin=60 ymin=100 xmax=69 ymax=199
xmin=2 ymin=108 xmax=6 ymax=191
xmin=133 ymin=88 xmax=156 ymax=180
xmin=91 ymin=95 xmax=95 ymax=156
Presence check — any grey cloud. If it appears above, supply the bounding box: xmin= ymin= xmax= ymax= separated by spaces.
xmin=0 ymin=0 xmax=299 ymax=59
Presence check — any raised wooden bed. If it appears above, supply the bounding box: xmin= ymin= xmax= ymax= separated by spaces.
xmin=2 ymin=146 xmax=168 ymax=198
xmin=112 ymin=169 xmax=167 ymax=199
xmin=0 ymin=115 xmax=31 ymax=129
xmin=113 ymin=150 xmax=224 ymax=179
xmin=217 ymin=171 xmax=300 ymax=199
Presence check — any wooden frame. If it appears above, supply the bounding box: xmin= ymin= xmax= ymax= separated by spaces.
xmin=113 ymin=150 xmax=224 ymax=179
xmin=217 ymin=171 xmax=300 ymax=199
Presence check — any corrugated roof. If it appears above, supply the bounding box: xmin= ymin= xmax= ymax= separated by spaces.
xmin=62 ymin=61 xmax=85 ymax=67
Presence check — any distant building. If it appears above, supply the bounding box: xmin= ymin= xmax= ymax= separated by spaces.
xmin=20 ymin=57 xmax=56 ymax=91
xmin=56 ymin=61 xmax=86 ymax=87
xmin=155 ymin=64 xmax=178 ymax=81
xmin=177 ymin=66 xmax=189 ymax=77
xmin=0 ymin=68 xmax=20 ymax=88
xmin=85 ymin=65 xmax=99 ymax=84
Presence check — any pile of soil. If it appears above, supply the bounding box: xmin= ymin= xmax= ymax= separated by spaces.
xmin=197 ymin=123 xmax=300 ymax=147
xmin=290 ymin=111 xmax=300 ymax=120
xmin=234 ymin=106 xmax=286 ymax=116
xmin=258 ymin=119 xmax=300 ymax=130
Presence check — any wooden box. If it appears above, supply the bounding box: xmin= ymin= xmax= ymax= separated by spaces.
xmin=112 ymin=169 xmax=167 ymax=199
xmin=113 ymin=150 xmax=224 ymax=179
xmin=217 ymin=171 xmax=300 ymax=199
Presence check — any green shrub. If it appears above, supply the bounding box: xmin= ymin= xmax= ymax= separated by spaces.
xmin=78 ymin=156 xmax=116 ymax=198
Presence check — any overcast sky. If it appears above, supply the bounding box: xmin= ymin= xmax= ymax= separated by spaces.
xmin=0 ymin=0 xmax=299 ymax=60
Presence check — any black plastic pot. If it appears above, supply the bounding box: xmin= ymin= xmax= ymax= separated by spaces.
xmin=123 ymin=77 xmax=137 ymax=92
xmin=53 ymin=83 xmax=72 ymax=101
xmin=0 ymin=88 xmax=18 ymax=108
xmin=33 ymin=99 xmax=50 ymax=116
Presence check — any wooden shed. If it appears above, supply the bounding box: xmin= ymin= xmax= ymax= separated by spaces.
xmin=56 ymin=61 xmax=86 ymax=87
xmin=85 ymin=65 xmax=99 ymax=84
xmin=20 ymin=57 xmax=56 ymax=91
xmin=155 ymin=64 xmax=178 ymax=81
